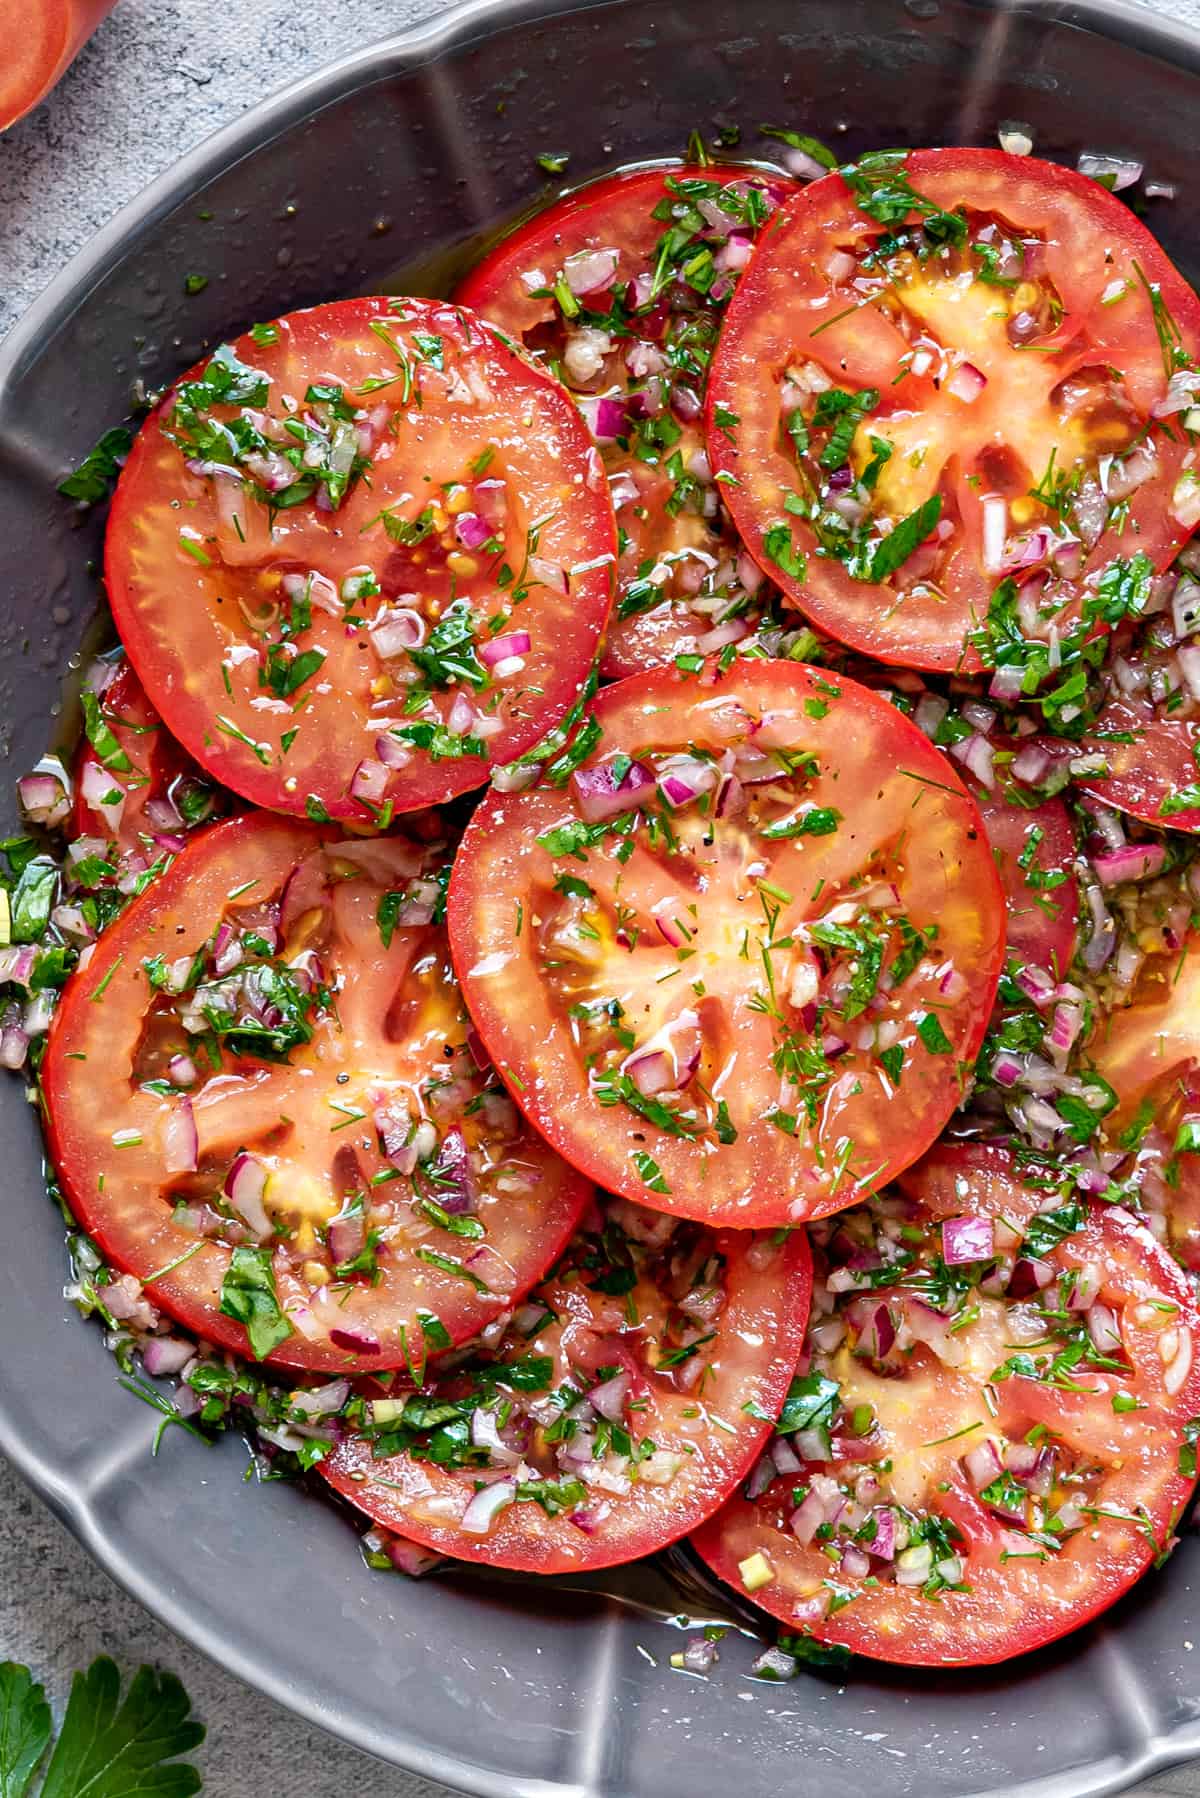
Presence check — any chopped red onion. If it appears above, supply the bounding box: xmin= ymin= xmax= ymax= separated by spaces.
xmin=142 ymin=1337 xmax=195 ymax=1377
xmin=350 ymin=759 xmax=390 ymax=807
xmin=163 ymin=1097 xmax=198 ymax=1176
xmin=329 ymin=1325 xmax=382 ymax=1354
xmin=947 ymin=361 xmax=986 ymax=403
xmin=369 ymin=605 xmax=426 ymax=658
xmin=1077 ymin=150 xmax=1143 ymax=190
xmin=455 ymin=511 xmax=492 ymax=551
xmin=577 ymin=394 xmax=628 ymax=443
xmin=430 ymin=1125 xmax=476 ymax=1214
xmin=18 ymin=768 xmax=72 ymax=827
xmin=328 ymin=1206 xmax=366 ymax=1266
xmin=942 ymin=1215 xmax=995 ymax=1265
xmin=1087 ymin=1303 xmax=1122 ymax=1355
xmin=224 ymin=1151 xmax=272 ymax=1239
xmin=1092 ymin=842 xmax=1166 ymax=887
xmin=564 ymin=247 xmax=619 ymax=295
xmin=480 ymin=630 xmax=531 ymax=668
xmin=949 ymin=731 xmax=995 ymax=789
xmin=789 ymin=1489 xmax=828 ymax=1546
xmin=1008 ymin=1256 xmax=1054 ymax=1298
xmin=460 ymin=1478 xmax=517 ymax=1534
xmin=589 ymin=1371 xmax=630 ymax=1423
xmin=571 ymin=756 xmax=656 ymax=823
xmin=1010 ymin=742 xmax=1050 ymax=784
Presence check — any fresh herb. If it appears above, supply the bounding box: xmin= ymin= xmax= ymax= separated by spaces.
xmin=0 ymin=1656 xmax=202 ymax=1798
xmin=777 ymin=1370 xmax=840 ymax=1436
xmin=218 ymin=1245 xmax=293 ymax=1359
xmin=593 ymin=1067 xmax=699 ymax=1137
xmin=840 ymin=149 xmax=967 ymax=247
xmin=759 ymin=127 xmax=837 ymax=168
xmin=80 ymin=691 xmax=133 ymax=773
xmin=58 ymin=429 xmax=133 ymax=505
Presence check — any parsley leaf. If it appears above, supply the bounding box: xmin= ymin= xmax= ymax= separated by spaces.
xmin=58 ymin=429 xmax=133 ymax=506
xmin=0 ymin=1662 xmax=51 ymax=1798
xmin=218 ymin=1245 xmax=293 ymax=1360
xmin=7 ymin=1656 xmax=205 ymax=1798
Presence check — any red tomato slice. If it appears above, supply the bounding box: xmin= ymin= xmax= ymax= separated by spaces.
xmin=448 ymin=659 xmax=1004 ymax=1226
xmin=1087 ymin=940 xmax=1200 ymax=1109
xmin=1068 ymin=601 xmax=1200 ymax=831
xmin=41 ymin=813 xmax=590 ymax=1373
xmin=320 ymin=1194 xmax=812 ymax=1572
xmin=105 ymin=298 xmax=616 ymax=823
xmin=707 ymin=149 xmax=1200 ymax=671
xmin=456 ymin=164 xmax=796 ymax=678
xmin=1106 ymin=1064 xmax=1200 ymax=1271
xmin=974 ymin=781 xmax=1078 ymax=977
xmin=692 ymin=1142 xmax=1200 ymax=1665
xmin=72 ymin=658 xmax=225 ymax=863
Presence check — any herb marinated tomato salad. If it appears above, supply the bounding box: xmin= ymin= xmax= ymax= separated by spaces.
xmin=14 ymin=128 xmax=1200 ymax=1681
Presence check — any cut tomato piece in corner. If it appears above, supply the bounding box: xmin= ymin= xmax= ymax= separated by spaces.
xmin=691 ymin=1141 xmax=1200 ymax=1665
xmin=320 ymin=1194 xmax=812 ymax=1573
xmin=707 ymin=148 xmax=1200 ymax=670
xmin=41 ymin=813 xmax=591 ymax=1373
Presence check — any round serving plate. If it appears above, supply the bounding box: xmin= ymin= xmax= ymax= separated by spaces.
xmin=3 ymin=0 xmax=1200 ymax=1792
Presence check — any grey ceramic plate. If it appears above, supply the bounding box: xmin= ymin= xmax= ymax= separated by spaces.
xmin=5 ymin=0 xmax=1200 ymax=1791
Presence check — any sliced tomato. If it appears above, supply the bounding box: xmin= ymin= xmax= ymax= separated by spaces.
xmin=456 ymin=164 xmax=796 ymax=678
xmin=865 ymin=673 xmax=1080 ymax=978
xmin=320 ymin=1193 xmax=811 ymax=1572
xmin=72 ymin=658 xmax=225 ymax=861
xmin=1070 ymin=602 xmax=1200 ymax=831
xmin=707 ymin=149 xmax=1200 ymax=671
xmin=692 ymin=1142 xmax=1200 ymax=1665
xmin=448 ymin=659 xmax=1004 ymax=1226
xmin=105 ymin=297 xmax=616 ymax=823
xmin=41 ymin=813 xmax=590 ymax=1373
xmin=1104 ymin=1064 xmax=1200 ymax=1272
xmin=1086 ymin=939 xmax=1200 ymax=1109
xmin=974 ymin=782 xmax=1078 ymax=977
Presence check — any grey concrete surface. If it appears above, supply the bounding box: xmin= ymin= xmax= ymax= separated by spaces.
xmin=3 ymin=1 xmax=1200 ymax=1793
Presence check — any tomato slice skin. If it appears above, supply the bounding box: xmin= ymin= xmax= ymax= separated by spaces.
xmin=41 ymin=813 xmax=591 ymax=1373
xmin=974 ymin=782 xmax=1078 ymax=977
xmin=320 ymin=1203 xmax=812 ymax=1573
xmin=692 ymin=1142 xmax=1200 ymax=1665
xmin=456 ymin=164 xmax=796 ymax=679
xmin=448 ymin=658 xmax=1005 ymax=1226
xmin=1104 ymin=1064 xmax=1200 ymax=1272
xmin=72 ymin=659 xmax=225 ymax=856
xmin=707 ymin=149 xmax=1200 ymax=671
xmin=105 ymin=297 xmax=616 ymax=823
xmin=1076 ymin=692 xmax=1200 ymax=832
xmin=1087 ymin=942 xmax=1200 ymax=1110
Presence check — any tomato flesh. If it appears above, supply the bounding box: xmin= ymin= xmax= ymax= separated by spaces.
xmin=974 ymin=781 xmax=1078 ymax=977
xmin=72 ymin=658 xmax=225 ymax=869
xmin=692 ymin=1142 xmax=1200 ymax=1664
xmin=707 ymin=149 xmax=1200 ymax=670
xmin=457 ymin=165 xmax=796 ymax=678
xmin=105 ymin=298 xmax=616 ymax=823
xmin=448 ymin=659 xmax=1004 ymax=1226
xmin=1087 ymin=939 xmax=1200 ymax=1108
xmin=1067 ymin=607 xmax=1200 ymax=832
xmin=1103 ymin=1065 xmax=1200 ymax=1272
xmin=41 ymin=813 xmax=590 ymax=1372
xmin=320 ymin=1193 xmax=811 ymax=1572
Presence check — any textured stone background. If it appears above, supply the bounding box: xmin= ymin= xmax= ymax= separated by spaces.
xmin=2 ymin=1 xmax=1200 ymax=1792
